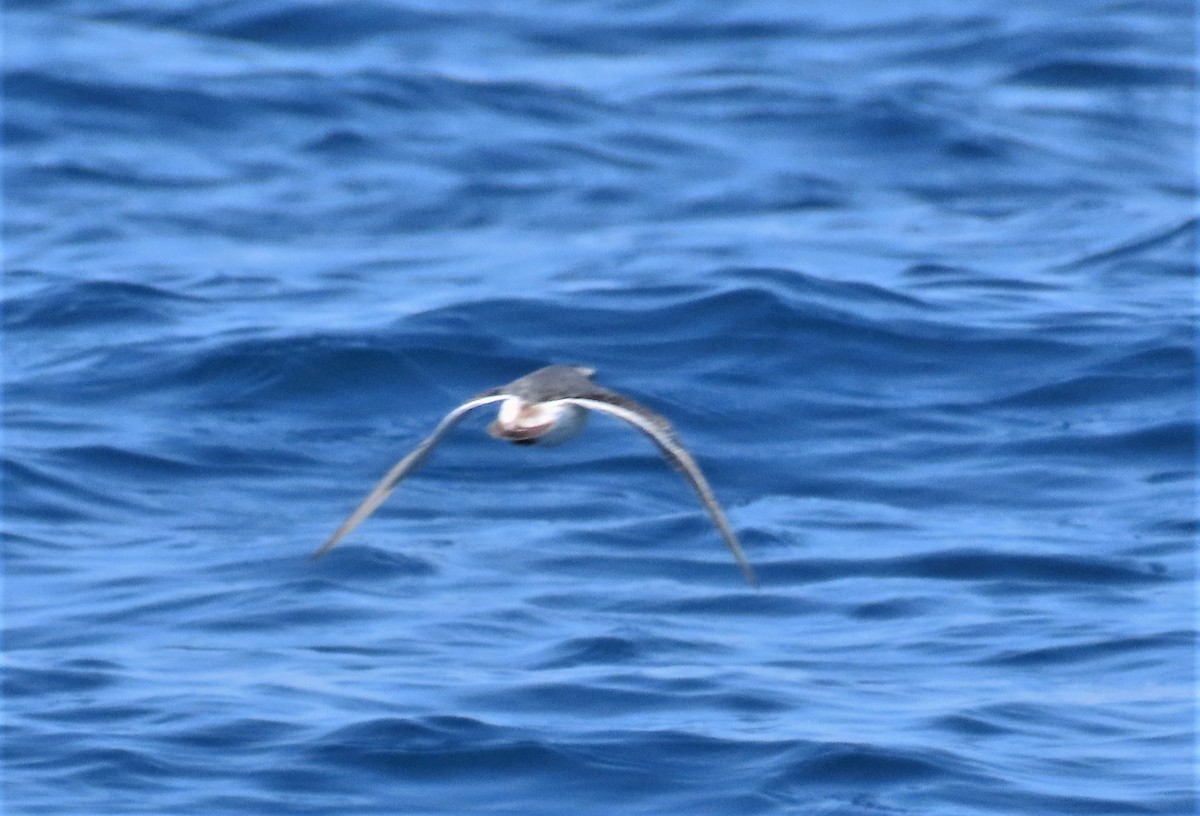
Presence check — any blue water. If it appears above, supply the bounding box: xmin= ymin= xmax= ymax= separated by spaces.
xmin=4 ymin=1 xmax=1196 ymax=813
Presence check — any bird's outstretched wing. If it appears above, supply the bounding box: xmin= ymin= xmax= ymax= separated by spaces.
xmin=559 ymin=392 xmax=758 ymax=587
xmin=312 ymin=392 xmax=508 ymax=559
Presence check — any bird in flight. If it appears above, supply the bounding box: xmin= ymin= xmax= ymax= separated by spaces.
xmin=313 ymin=365 xmax=757 ymax=586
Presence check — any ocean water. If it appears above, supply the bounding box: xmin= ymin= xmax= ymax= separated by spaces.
xmin=3 ymin=1 xmax=1195 ymax=814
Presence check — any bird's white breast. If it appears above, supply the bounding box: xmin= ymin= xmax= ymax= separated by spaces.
xmin=534 ymin=402 xmax=587 ymax=446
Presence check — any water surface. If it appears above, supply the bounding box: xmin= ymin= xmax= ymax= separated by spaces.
xmin=4 ymin=1 xmax=1195 ymax=813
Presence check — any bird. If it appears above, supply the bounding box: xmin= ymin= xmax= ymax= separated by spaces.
xmin=312 ymin=365 xmax=757 ymax=586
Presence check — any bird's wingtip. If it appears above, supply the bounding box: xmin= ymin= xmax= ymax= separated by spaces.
xmin=310 ymin=535 xmax=341 ymax=561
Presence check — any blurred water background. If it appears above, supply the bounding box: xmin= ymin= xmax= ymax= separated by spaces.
xmin=3 ymin=1 xmax=1196 ymax=813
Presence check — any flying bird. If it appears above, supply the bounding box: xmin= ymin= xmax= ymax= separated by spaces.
xmin=313 ymin=365 xmax=757 ymax=586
